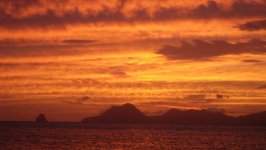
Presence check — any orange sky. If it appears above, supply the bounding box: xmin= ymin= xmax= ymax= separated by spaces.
xmin=0 ymin=0 xmax=266 ymax=121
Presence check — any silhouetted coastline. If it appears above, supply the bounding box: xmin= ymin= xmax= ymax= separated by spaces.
xmin=82 ymin=103 xmax=266 ymax=126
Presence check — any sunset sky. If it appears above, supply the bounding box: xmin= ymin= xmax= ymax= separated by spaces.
xmin=0 ymin=0 xmax=266 ymax=121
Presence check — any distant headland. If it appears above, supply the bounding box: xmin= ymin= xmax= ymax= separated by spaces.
xmin=82 ymin=103 xmax=266 ymax=126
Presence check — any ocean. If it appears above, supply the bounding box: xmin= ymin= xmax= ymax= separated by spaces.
xmin=0 ymin=123 xmax=265 ymax=150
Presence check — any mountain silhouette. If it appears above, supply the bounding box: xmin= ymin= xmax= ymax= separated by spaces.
xmin=152 ymin=109 xmax=235 ymax=125
xmin=82 ymin=103 xmax=147 ymax=123
xmin=237 ymin=111 xmax=266 ymax=126
xmin=82 ymin=103 xmax=266 ymax=126
xmin=35 ymin=113 xmax=48 ymax=123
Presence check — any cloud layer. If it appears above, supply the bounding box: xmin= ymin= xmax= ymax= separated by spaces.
xmin=238 ymin=20 xmax=266 ymax=31
xmin=157 ymin=39 xmax=266 ymax=60
xmin=0 ymin=0 xmax=266 ymax=29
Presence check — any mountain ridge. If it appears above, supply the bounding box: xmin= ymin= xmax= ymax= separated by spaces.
xmin=82 ymin=103 xmax=266 ymax=126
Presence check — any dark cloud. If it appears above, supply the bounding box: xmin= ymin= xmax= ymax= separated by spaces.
xmin=257 ymin=84 xmax=266 ymax=89
xmin=62 ymin=39 xmax=96 ymax=44
xmin=183 ymin=95 xmax=206 ymax=101
xmin=216 ymin=94 xmax=230 ymax=100
xmin=154 ymin=0 xmax=266 ymax=20
xmin=140 ymin=94 xmax=218 ymax=107
xmin=91 ymin=65 xmax=129 ymax=79
xmin=61 ymin=96 xmax=90 ymax=105
xmin=0 ymin=7 xmax=126 ymax=29
xmin=73 ymin=78 xmax=103 ymax=86
xmin=61 ymin=100 xmax=85 ymax=105
xmin=111 ymin=71 xmax=129 ymax=79
xmin=79 ymin=96 xmax=91 ymax=102
xmin=182 ymin=94 xmax=217 ymax=104
xmin=0 ymin=38 xmax=99 ymax=57
xmin=238 ymin=20 xmax=266 ymax=31
xmin=0 ymin=0 xmax=266 ymax=29
xmin=242 ymin=59 xmax=262 ymax=63
xmin=157 ymin=39 xmax=266 ymax=60
xmin=222 ymin=0 xmax=266 ymax=18
xmin=0 ymin=39 xmax=35 ymax=46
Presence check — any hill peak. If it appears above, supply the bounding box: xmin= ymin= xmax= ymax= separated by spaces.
xmin=122 ymin=103 xmax=136 ymax=108
xmin=101 ymin=103 xmax=146 ymax=118
xmin=83 ymin=103 xmax=147 ymax=123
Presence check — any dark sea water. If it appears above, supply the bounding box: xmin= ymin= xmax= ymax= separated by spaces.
xmin=0 ymin=123 xmax=265 ymax=150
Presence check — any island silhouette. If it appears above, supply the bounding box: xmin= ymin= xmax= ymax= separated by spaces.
xmin=82 ymin=103 xmax=266 ymax=126
xmin=35 ymin=113 xmax=48 ymax=123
